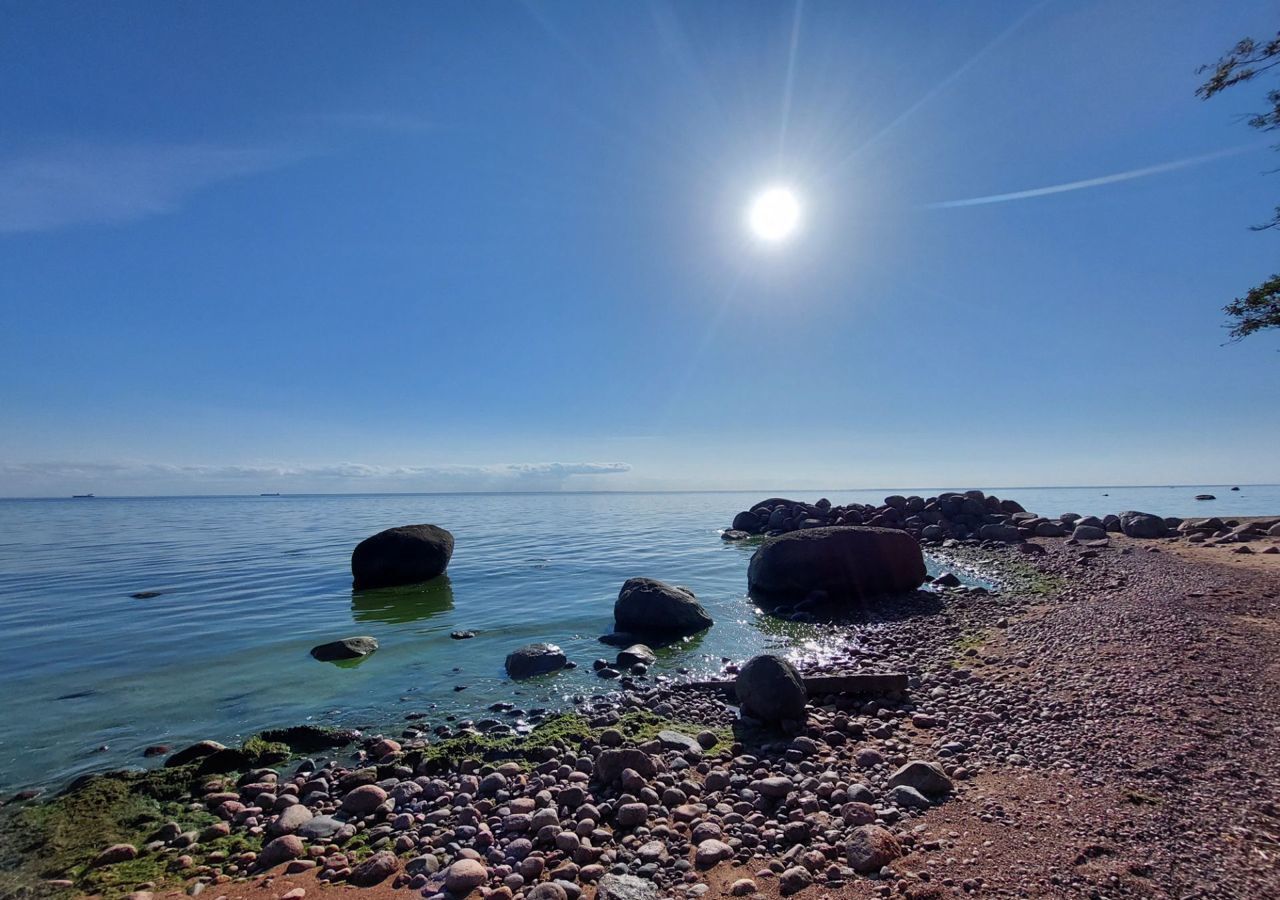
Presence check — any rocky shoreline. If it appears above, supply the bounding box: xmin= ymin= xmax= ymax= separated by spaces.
xmin=722 ymin=493 xmax=1280 ymax=550
xmin=2 ymin=504 xmax=1279 ymax=900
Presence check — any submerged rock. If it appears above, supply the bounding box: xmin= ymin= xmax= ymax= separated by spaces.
xmin=351 ymin=524 xmax=454 ymax=590
xmin=165 ymin=740 xmax=226 ymax=768
xmin=616 ymin=644 xmax=656 ymax=668
xmin=747 ymin=526 xmax=926 ymax=603
xmin=309 ymin=636 xmax=378 ymax=662
xmin=614 ymin=578 xmax=713 ymax=636
xmin=505 ymin=643 xmax=568 ymax=679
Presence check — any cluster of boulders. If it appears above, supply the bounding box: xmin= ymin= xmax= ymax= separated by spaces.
xmin=503 ymin=579 xmax=716 ymax=681
xmin=108 ymin=653 xmax=958 ymax=900
xmin=1175 ymin=516 xmax=1280 ymax=551
xmin=723 ymin=494 xmax=1271 ymax=550
xmin=724 ymin=492 xmax=1038 ymax=545
xmin=327 ymin=525 xmax=723 ymax=682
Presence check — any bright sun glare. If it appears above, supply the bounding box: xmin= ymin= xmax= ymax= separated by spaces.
xmin=747 ymin=186 xmax=802 ymax=242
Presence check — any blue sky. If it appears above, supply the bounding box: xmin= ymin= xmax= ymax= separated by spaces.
xmin=2 ymin=0 xmax=1278 ymax=496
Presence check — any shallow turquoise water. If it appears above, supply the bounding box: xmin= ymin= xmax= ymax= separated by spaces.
xmin=0 ymin=485 xmax=1275 ymax=793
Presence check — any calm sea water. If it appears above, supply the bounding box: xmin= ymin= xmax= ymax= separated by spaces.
xmin=0 ymin=485 xmax=1275 ymax=793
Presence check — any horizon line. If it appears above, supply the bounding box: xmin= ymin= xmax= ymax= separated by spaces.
xmin=1 ymin=482 xmax=1274 ymax=501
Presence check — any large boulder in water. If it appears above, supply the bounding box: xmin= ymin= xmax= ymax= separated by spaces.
xmin=351 ymin=524 xmax=454 ymax=590
xmin=1119 ymin=511 xmax=1167 ymax=539
xmin=614 ymin=578 xmax=713 ymax=636
xmin=735 ymin=654 xmax=807 ymax=725
xmin=747 ymin=526 xmax=926 ymax=603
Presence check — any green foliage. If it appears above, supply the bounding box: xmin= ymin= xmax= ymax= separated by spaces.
xmin=1198 ymin=31 xmax=1280 ymax=339
xmin=1223 ymin=273 xmax=1280 ymax=341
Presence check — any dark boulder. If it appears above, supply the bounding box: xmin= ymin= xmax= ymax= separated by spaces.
xmin=614 ymin=578 xmax=713 ymax=636
xmin=1119 ymin=511 xmax=1168 ymax=539
xmin=351 ymin=524 xmax=454 ymax=590
xmin=735 ymin=654 xmax=807 ymax=725
xmin=978 ymin=523 xmax=1022 ymax=543
xmin=165 ymin=740 xmax=226 ymax=768
xmin=505 ymin=643 xmax=568 ymax=679
xmin=310 ymin=636 xmax=379 ymax=662
xmin=1071 ymin=525 xmax=1108 ymax=542
xmin=747 ymin=527 xmax=925 ymax=603
xmin=731 ymin=510 xmax=762 ymax=533
xmin=1034 ymin=521 xmax=1066 ymax=537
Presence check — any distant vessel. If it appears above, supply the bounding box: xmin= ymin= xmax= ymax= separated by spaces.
xmin=259 ymin=493 xmax=281 ymax=497
xmin=71 ymin=493 xmax=95 ymax=499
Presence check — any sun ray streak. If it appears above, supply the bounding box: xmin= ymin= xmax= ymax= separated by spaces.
xmin=655 ymin=269 xmax=746 ymax=435
xmin=924 ymin=144 xmax=1263 ymax=209
xmin=778 ymin=0 xmax=805 ymax=163
xmin=829 ymin=0 xmax=1052 ymax=174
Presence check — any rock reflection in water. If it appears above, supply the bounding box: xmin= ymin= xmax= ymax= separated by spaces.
xmin=350 ymin=576 xmax=454 ymax=625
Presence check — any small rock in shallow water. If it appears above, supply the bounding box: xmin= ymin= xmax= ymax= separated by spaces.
xmin=309 ymin=636 xmax=378 ymax=662
xmin=505 ymin=643 xmax=568 ymax=679
xmin=450 ymin=630 xmax=476 ymax=639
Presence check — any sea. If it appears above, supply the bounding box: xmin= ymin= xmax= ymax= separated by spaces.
xmin=0 ymin=484 xmax=1275 ymax=793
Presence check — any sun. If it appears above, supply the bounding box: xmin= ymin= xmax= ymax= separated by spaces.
xmin=747 ymin=185 xmax=802 ymax=242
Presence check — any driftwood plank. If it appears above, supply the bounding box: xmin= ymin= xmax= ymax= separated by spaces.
xmin=680 ymin=672 xmax=907 ymax=698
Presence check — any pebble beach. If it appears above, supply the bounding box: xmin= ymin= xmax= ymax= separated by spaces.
xmin=2 ymin=490 xmax=1279 ymax=899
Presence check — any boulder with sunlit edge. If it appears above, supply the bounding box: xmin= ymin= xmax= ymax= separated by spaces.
xmin=747 ymin=526 xmax=926 ymax=604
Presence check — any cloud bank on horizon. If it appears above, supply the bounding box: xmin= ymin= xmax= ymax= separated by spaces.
xmin=0 ymin=460 xmax=632 ymax=496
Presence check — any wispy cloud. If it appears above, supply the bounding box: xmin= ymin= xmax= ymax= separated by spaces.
xmin=301 ymin=111 xmax=435 ymax=134
xmin=0 ymin=141 xmax=304 ymax=234
xmin=0 ymin=460 xmax=632 ymax=495
xmin=925 ymin=144 xmax=1261 ymax=210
